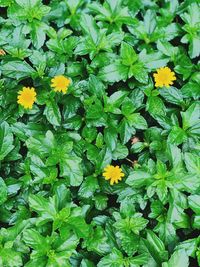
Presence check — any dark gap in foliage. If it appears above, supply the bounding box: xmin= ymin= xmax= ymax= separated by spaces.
xmin=76 ymin=238 xmax=83 ymax=251
xmin=42 ymin=0 xmax=51 ymax=5
xmin=78 ymin=107 xmax=86 ymax=118
xmin=185 ymin=208 xmax=194 ymax=217
xmin=19 ymin=143 xmax=28 ymax=157
xmin=136 ymin=11 xmax=143 ymax=21
xmin=30 ymin=211 xmax=38 ymax=218
xmin=175 ymin=14 xmax=183 ymax=24
xmin=49 ymin=21 xmax=59 ymax=30
xmin=96 ymin=126 xmax=104 ymax=134
xmin=117 ymin=158 xmax=133 ymax=167
xmin=191 ymin=56 xmax=200 ymax=65
xmin=186 ymin=229 xmax=200 ymax=239
xmin=183 ymin=191 xmax=190 ymax=197
xmin=177 ymin=228 xmax=200 ymax=242
xmin=107 ymin=194 xmax=119 ymax=209
xmin=170 ymin=37 xmax=182 ymax=47
xmin=164 ymin=203 xmax=169 ymax=210
xmin=86 ymin=207 xmax=109 ymax=224
xmin=0 ymin=222 xmax=9 ymax=228
xmin=140 ymin=110 xmax=157 ymax=129
xmin=106 ymin=81 xmax=127 ymax=96
xmin=76 ymin=54 xmax=91 ymax=63
xmin=71 ymin=186 xmax=80 ymax=204
xmin=121 ymin=24 xmax=128 ymax=33
xmin=18 ymin=78 xmax=34 ymax=87
xmin=24 ymin=58 xmax=35 ymax=69
xmin=189 ymin=257 xmax=198 ymax=267
xmin=0 ymin=7 xmax=7 ymax=18
xmin=148 ymin=218 xmax=158 ymax=229
xmin=141 ymin=201 xmax=151 ymax=220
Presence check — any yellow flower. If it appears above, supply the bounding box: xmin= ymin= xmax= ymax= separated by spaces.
xmin=103 ymin=165 xmax=125 ymax=185
xmin=153 ymin=67 xmax=176 ymax=88
xmin=51 ymin=75 xmax=71 ymax=94
xmin=17 ymin=87 xmax=36 ymax=109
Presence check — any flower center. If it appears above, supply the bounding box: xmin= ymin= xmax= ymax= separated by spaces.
xmin=23 ymin=92 xmax=34 ymax=102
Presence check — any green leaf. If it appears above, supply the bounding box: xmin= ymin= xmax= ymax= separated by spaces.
xmin=104 ymin=127 xmax=118 ymax=151
xmin=30 ymin=21 xmax=47 ymax=49
xmin=140 ymin=50 xmax=169 ymax=70
xmin=88 ymin=75 xmax=105 ymax=97
xmin=96 ymin=133 xmax=104 ymax=148
xmin=44 ymin=99 xmax=61 ymax=126
xmin=119 ymin=118 xmax=135 ymax=144
xmin=174 ymin=53 xmax=193 ymax=80
xmin=157 ymin=40 xmax=178 ymax=58
xmin=89 ymin=0 xmax=132 ymax=26
xmin=66 ymin=0 xmax=84 ymax=14
xmin=118 ymin=232 xmax=139 ymax=256
xmin=114 ymin=214 xmax=148 ymax=235
xmin=126 ymin=171 xmax=152 ymax=187
xmin=127 ymin=113 xmax=148 ymax=129
xmin=193 ymin=215 xmax=200 ymax=229
xmin=86 ymin=99 xmax=107 ymax=127
xmin=182 ymin=103 xmax=200 ymax=131
xmin=1 ymin=60 xmax=36 ymax=79
xmin=66 ymin=216 xmax=90 ymax=238
xmin=129 ymin=62 xmax=149 ymax=83
xmin=97 ymin=248 xmax=124 ymax=267
xmin=83 ymin=226 xmax=110 ymax=255
xmin=189 ymin=35 xmax=200 ymax=59
xmin=159 ymin=87 xmax=184 ymax=106
xmin=23 ymin=229 xmax=49 ymax=252
xmin=24 ymin=258 xmax=46 ymax=267
xmin=94 ymin=194 xmax=108 ymax=211
xmin=128 ymin=254 xmax=148 ymax=266
xmin=0 ymin=177 xmax=7 ymax=205
xmin=81 ymin=259 xmax=95 ymax=267
xmin=0 ymin=248 xmax=23 ymax=267
xmin=164 ymin=249 xmax=189 ymax=267
xmin=188 ymin=195 xmax=200 ymax=214
xmin=112 ymin=143 xmax=128 ymax=160
xmin=168 ymin=126 xmax=187 ymax=145
xmin=8 ymin=0 xmax=50 ymax=21
xmin=146 ymin=96 xmax=166 ymax=116
xmin=60 ymin=155 xmax=83 ymax=186
xmin=29 ymin=194 xmax=57 ymax=222
xmin=180 ymin=3 xmax=200 ymax=59
xmin=144 ymin=230 xmax=168 ymax=264
xmin=184 ymin=152 xmax=200 ymax=174
xmin=78 ymin=176 xmax=99 ymax=198
xmin=0 ymin=121 xmax=14 ymax=160
xmin=120 ymin=42 xmax=138 ymax=66
xmin=181 ymin=81 xmax=200 ymax=100
xmin=142 ymin=231 xmax=167 ymax=265
xmin=98 ymin=62 xmax=128 ymax=82
xmin=96 ymin=147 xmax=112 ymax=172
xmin=175 ymin=238 xmax=198 ymax=258
xmin=80 ymin=14 xmax=98 ymax=44
xmin=168 ymin=203 xmax=190 ymax=229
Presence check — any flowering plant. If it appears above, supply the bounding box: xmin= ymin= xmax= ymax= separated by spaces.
xmin=0 ymin=0 xmax=200 ymax=266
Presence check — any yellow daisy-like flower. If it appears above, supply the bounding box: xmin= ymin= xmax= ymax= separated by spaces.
xmin=17 ymin=87 xmax=36 ymax=109
xmin=153 ymin=67 xmax=176 ymax=88
xmin=51 ymin=75 xmax=71 ymax=94
xmin=103 ymin=165 xmax=125 ymax=185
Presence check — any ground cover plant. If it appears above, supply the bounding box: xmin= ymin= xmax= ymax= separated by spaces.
xmin=0 ymin=0 xmax=200 ymax=266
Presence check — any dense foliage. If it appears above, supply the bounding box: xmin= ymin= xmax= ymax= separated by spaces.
xmin=0 ymin=0 xmax=200 ymax=266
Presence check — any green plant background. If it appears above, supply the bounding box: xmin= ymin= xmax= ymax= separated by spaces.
xmin=0 ymin=0 xmax=200 ymax=266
